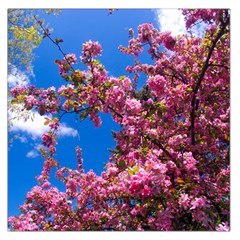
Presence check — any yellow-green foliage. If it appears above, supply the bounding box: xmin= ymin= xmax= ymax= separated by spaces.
xmin=8 ymin=9 xmax=42 ymax=72
xmin=8 ymin=9 xmax=61 ymax=73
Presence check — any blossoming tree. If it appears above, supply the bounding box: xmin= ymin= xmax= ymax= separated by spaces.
xmin=8 ymin=9 xmax=230 ymax=231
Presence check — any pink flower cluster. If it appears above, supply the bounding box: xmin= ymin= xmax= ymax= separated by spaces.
xmin=125 ymin=97 xmax=142 ymax=114
xmin=64 ymin=53 xmax=77 ymax=64
xmin=55 ymin=54 xmax=77 ymax=76
xmin=80 ymin=40 xmax=102 ymax=60
xmin=147 ymin=75 xmax=166 ymax=97
xmin=75 ymin=146 xmax=84 ymax=173
xmin=183 ymin=152 xmax=197 ymax=171
xmin=216 ymin=222 xmax=229 ymax=231
xmin=182 ymin=9 xmax=225 ymax=29
xmin=10 ymin=85 xmax=61 ymax=113
xmin=162 ymin=33 xmax=176 ymax=51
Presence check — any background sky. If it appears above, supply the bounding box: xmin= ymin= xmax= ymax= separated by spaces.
xmin=7 ymin=8 xmax=209 ymax=218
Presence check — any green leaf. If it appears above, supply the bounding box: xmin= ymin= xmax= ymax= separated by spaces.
xmin=44 ymin=119 xmax=50 ymax=126
xmin=68 ymin=99 xmax=74 ymax=105
xmin=187 ymin=86 xmax=193 ymax=93
xmin=128 ymin=165 xmax=139 ymax=175
xmin=9 ymin=26 xmax=15 ymax=31
xmin=119 ymin=75 xmax=126 ymax=80
xmin=55 ymin=38 xmax=64 ymax=44
xmin=118 ymin=160 xmax=126 ymax=170
xmin=93 ymin=59 xmax=100 ymax=65
xmin=10 ymin=99 xmax=18 ymax=104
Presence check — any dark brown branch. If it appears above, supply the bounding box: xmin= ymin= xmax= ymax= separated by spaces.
xmin=190 ymin=16 xmax=229 ymax=147
xmin=167 ymin=66 xmax=187 ymax=84
xmin=208 ymin=63 xmax=230 ymax=70
xmin=149 ymin=137 xmax=175 ymax=161
xmin=34 ymin=15 xmax=76 ymax=73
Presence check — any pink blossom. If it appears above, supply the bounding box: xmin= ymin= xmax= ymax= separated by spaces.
xmin=89 ymin=112 xmax=102 ymax=127
xmin=122 ymin=77 xmax=132 ymax=91
xmin=147 ymin=75 xmax=166 ymax=96
xmin=25 ymin=95 xmax=38 ymax=108
xmin=142 ymin=185 xmax=152 ymax=197
xmin=49 ymin=119 xmax=60 ymax=130
xmin=66 ymin=178 xmax=78 ymax=194
xmin=162 ymin=34 xmax=176 ymax=50
xmin=129 ymin=180 xmax=140 ymax=195
xmin=178 ymin=193 xmax=190 ymax=210
xmin=216 ymin=222 xmax=229 ymax=231
xmin=81 ymin=40 xmax=102 ymax=59
xmin=190 ymin=197 xmax=208 ymax=210
xmin=183 ymin=152 xmax=197 ymax=171
xmin=10 ymin=85 xmax=26 ymax=98
xmin=42 ymin=133 xmax=52 ymax=147
xmin=42 ymin=180 xmax=50 ymax=189
xmin=138 ymin=23 xmax=155 ymax=43
xmin=75 ymin=146 xmax=84 ymax=172
xmin=64 ymin=53 xmax=77 ymax=64
xmin=125 ymin=97 xmax=142 ymax=114
xmin=130 ymin=207 xmax=138 ymax=216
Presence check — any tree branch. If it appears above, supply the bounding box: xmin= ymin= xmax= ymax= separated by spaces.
xmin=208 ymin=63 xmax=230 ymax=70
xmin=190 ymin=16 xmax=229 ymax=147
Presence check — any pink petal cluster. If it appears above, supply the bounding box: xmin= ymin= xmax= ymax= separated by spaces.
xmin=216 ymin=222 xmax=230 ymax=231
xmin=183 ymin=152 xmax=197 ymax=171
xmin=81 ymin=40 xmax=102 ymax=59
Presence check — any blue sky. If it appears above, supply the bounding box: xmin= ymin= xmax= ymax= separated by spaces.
xmin=7 ymin=8 xmax=212 ymax=218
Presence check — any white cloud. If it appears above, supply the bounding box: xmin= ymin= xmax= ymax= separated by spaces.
xmin=26 ymin=143 xmax=43 ymax=158
xmin=155 ymin=9 xmax=208 ymax=37
xmin=7 ymin=64 xmax=34 ymax=87
xmin=9 ymin=111 xmax=50 ymax=139
xmin=58 ymin=122 xmax=78 ymax=137
xmin=26 ymin=150 xmax=39 ymax=158
xmin=156 ymin=9 xmax=187 ymax=36
xmin=8 ymin=73 xmax=29 ymax=88
xmin=9 ymin=110 xmax=78 ymax=140
xmin=18 ymin=136 xmax=28 ymax=143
